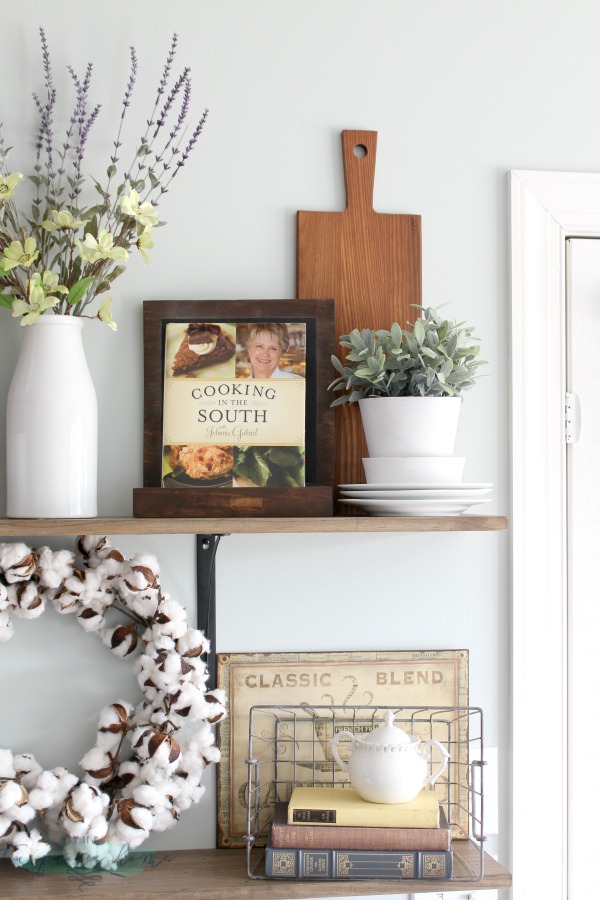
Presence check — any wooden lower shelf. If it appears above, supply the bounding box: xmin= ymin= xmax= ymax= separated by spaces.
xmin=0 ymin=515 xmax=507 ymax=536
xmin=0 ymin=845 xmax=511 ymax=898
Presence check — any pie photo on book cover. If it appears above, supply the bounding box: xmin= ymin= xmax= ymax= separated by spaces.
xmin=162 ymin=320 xmax=307 ymax=488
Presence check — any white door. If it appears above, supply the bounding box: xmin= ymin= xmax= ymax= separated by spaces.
xmin=566 ymin=237 xmax=600 ymax=900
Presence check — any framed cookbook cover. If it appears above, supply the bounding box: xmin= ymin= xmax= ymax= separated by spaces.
xmin=133 ymin=299 xmax=335 ymax=517
xmin=216 ymin=649 xmax=469 ymax=848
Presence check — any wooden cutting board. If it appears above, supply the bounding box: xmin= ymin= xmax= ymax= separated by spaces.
xmin=297 ymin=130 xmax=422 ymax=488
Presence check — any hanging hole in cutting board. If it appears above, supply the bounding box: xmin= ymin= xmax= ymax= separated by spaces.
xmin=353 ymin=144 xmax=368 ymax=158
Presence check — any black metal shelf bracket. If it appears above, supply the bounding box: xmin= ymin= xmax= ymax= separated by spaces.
xmin=196 ymin=534 xmax=228 ymax=689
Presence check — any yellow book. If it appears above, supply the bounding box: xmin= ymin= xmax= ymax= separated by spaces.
xmin=287 ymin=787 xmax=440 ymax=829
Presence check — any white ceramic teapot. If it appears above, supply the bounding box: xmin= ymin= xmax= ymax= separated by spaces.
xmin=329 ymin=710 xmax=450 ymax=804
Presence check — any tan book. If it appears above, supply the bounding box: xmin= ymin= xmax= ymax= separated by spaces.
xmin=271 ymin=801 xmax=451 ymax=851
xmin=287 ymin=786 xmax=440 ymax=829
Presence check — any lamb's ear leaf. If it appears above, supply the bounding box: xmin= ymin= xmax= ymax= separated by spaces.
xmin=331 ymin=354 xmax=346 ymax=375
xmin=330 ymin=394 xmax=350 ymax=407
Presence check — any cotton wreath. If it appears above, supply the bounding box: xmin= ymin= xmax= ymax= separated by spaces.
xmin=0 ymin=536 xmax=226 ymax=871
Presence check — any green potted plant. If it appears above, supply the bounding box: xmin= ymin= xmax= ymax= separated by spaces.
xmin=328 ymin=305 xmax=485 ymax=462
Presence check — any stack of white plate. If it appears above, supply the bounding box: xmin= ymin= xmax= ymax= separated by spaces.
xmin=338 ymin=483 xmax=493 ymax=516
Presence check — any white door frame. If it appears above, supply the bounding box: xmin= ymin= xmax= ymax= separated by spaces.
xmin=510 ymin=170 xmax=600 ymax=899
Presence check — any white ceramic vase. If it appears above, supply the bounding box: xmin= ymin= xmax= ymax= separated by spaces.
xmin=358 ymin=396 xmax=462 ymax=458
xmin=6 ymin=315 xmax=98 ymax=518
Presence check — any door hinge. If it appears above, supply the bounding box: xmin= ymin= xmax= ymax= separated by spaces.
xmin=565 ymin=392 xmax=581 ymax=443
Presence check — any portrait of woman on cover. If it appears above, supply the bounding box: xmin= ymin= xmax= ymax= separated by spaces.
xmin=242 ymin=323 xmax=304 ymax=379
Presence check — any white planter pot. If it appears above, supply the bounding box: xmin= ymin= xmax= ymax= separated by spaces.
xmin=6 ymin=315 xmax=98 ymax=518
xmin=358 ymin=396 xmax=462 ymax=458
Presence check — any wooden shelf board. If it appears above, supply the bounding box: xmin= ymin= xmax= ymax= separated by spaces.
xmin=0 ymin=845 xmax=511 ymax=898
xmin=0 ymin=515 xmax=508 ymax=536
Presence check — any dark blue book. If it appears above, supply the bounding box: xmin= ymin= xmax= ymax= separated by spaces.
xmin=265 ymin=841 xmax=453 ymax=880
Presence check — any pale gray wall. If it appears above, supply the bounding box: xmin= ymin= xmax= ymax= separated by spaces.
xmin=0 ymin=0 xmax=597 ymax=889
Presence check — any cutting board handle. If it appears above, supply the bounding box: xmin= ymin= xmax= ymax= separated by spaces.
xmin=342 ymin=130 xmax=378 ymax=214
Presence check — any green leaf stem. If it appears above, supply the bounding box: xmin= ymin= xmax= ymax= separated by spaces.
xmin=66 ymin=276 xmax=94 ymax=307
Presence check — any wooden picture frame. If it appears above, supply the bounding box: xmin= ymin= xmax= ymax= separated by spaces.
xmin=133 ymin=299 xmax=335 ymax=517
xmin=216 ymin=649 xmax=469 ymax=848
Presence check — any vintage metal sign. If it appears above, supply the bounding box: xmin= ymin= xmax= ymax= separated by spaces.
xmin=216 ymin=649 xmax=469 ymax=848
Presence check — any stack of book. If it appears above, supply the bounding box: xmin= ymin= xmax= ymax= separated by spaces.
xmin=265 ymin=786 xmax=453 ymax=881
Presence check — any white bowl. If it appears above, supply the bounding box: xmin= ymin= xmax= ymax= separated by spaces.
xmin=362 ymin=456 xmax=466 ymax=485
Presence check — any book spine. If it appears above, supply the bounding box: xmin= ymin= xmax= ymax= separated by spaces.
xmin=265 ymin=847 xmax=453 ymax=880
xmin=289 ymin=806 xmax=439 ymax=828
xmin=271 ymin=823 xmax=451 ymax=851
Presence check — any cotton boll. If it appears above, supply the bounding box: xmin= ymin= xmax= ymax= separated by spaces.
xmin=50 ymin=588 xmax=80 ymax=614
xmin=80 ymin=747 xmax=115 ymax=783
xmin=150 ymin=806 xmax=177 ymax=832
xmin=8 ymin=801 xmax=36 ymax=826
xmin=87 ymin=785 xmax=109 ymax=817
xmin=0 ymin=750 xmax=16 ymax=779
xmin=126 ymin=804 xmax=154 ymax=833
xmin=0 ymin=611 xmax=14 ymax=641
xmin=97 ymin=700 xmax=133 ymax=730
xmin=204 ymin=687 xmax=226 ymax=707
xmin=0 ymin=543 xmax=35 ymax=582
xmin=77 ymin=606 xmax=106 ymax=632
xmin=95 ymin=702 xmax=131 ymax=751
xmin=112 ymin=800 xmax=153 ymax=848
xmin=64 ymin=567 xmax=102 ymax=597
xmin=128 ymin=552 xmax=160 ymax=581
xmin=132 ymin=783 xmax=163 ymax=809
xmin=142 ymin=632 xmax=177 ymax=654
xmin=123 ymin=588 xmax=160 ymax=619
xmin=13 ymin=754 xmax=42 ymax=790
xmin=174 ymin=687 xmax=226 ymax=726
xmin=143 ymin=707 xmax=172 ymax=729
xmin=152 ymin=598 xmax=188 ymax=640
xmin=0 ymin=814 xmax=14 ymax=839
xmin=27 ymin=787 xmax=55 ymax=811
xmin=10 ymin=828 xmax=51 ymax=866
xmin=87 ymin=814 xmax=109 ymax=842
xmin=36 ymin=547 xmax=75 ymax=589
xmin=116 ymin=759 xmax=141 ymax=794
xmin=103 ymin=624 xmax=139 ymax=658
xmin=135 ymin=658 xmax=165 ymax=702
xmin=176 ymin=628 xmax=210 ymax=658
xmin=77 ymin=535 xmax=108 ymax=557
xmin=173 ymin=779 xmax=206 ymax=812
xmin=184 ymin=726 xmax=221 ymax=766
xmin=0 ymin=780 xmax=26 ymax=812
xmin=38 ymin=768 xmax=79 ymax=802
xmin=178 ymin=749 xmax=208 ymax=782
xmin=124 ymin=563 xmax=159 ymax=592
xmin=0 ymin=582 xmax=9 ymax=610
xmin=133 ymin=728 xmax=180 ymax=769
xmin=62 ymin=784 xmax=109 ymax=839
xmin=112 ymin=817 xmax=150 ymax=849
xmin=11 ymin=582 xmax=45 ymax=619
xmin=171 ymin=682 xmax=198 ymax=718
xmin=94 ymin=556 xmax=127 ymax=582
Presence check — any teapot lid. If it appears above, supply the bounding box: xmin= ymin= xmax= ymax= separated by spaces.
xmin=363 ymin=710 xmax=413 ymax=745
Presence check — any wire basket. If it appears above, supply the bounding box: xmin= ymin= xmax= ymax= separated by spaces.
xmin=244 ymin=703 xmax=486 ymax=882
